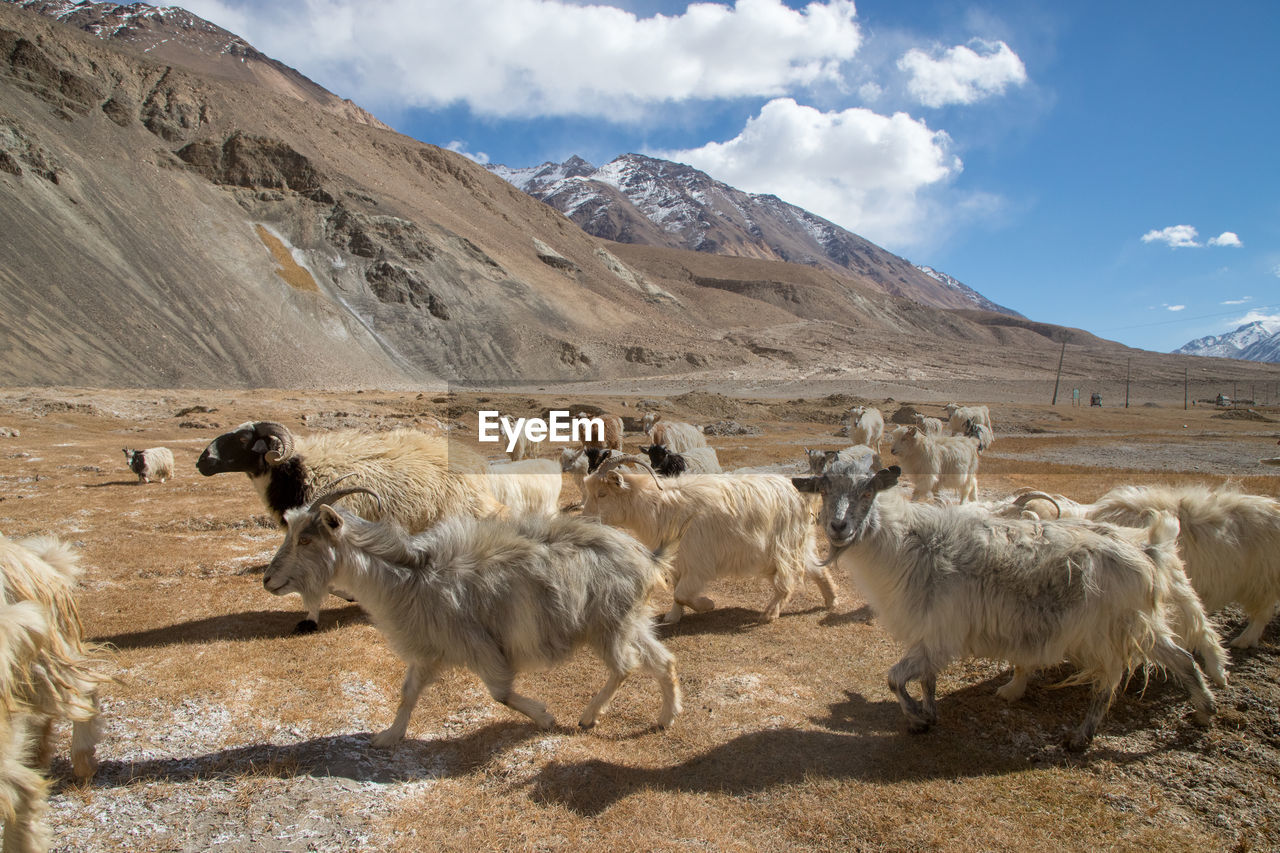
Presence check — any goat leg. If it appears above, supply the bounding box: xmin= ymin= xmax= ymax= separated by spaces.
xmin=373 ymin=659 xmax=439 ymax=748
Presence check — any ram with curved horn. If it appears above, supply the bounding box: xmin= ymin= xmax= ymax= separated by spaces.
xmin=197 ymin=421 xmax=499 ymax=632
xmin=581 ymin=455 xmax=837 ymax=623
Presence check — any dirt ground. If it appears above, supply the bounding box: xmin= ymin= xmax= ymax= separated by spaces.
xmin=1 ymin=386 xmax=1277 ymax=852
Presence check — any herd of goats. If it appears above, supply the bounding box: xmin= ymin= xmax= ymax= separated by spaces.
xmin=1 ymin=401 xmax=1278 ymax=850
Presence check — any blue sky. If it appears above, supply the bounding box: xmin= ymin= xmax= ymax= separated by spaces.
xmin=181 ymin=0 xmax=1279 ymax=353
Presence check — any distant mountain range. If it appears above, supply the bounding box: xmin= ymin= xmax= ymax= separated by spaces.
xmin=1175 ymin=319 xmax=1280 ymax=363
xmin=7 ymin=0 xmax=1268 ymax=395
xmin=489 ymin=154 xmax=1022 ymax=318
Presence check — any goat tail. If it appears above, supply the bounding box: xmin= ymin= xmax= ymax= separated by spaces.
xmin=1142 ymin=509 xmax=1181 ymax=553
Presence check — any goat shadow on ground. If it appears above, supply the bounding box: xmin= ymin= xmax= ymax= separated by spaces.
xmin=657 ymin=604 xmax=827 ymax=639
xmin=60 ymin=721 xmax=544 ymax=790
xmin=92 ymin=605 xmax=367 ymax=648
xmin=82 ymin=480 xmax=144 ymax=488
xmin=528 ymin=662 xmax=1221 ymax=817
xmin=818 ymin=603 xmax=874 ymax=627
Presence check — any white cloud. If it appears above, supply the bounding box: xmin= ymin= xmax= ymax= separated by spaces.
xmin=898 ymin=39 xmax=1027 ymax=108
xmin=1221 ymin=296 xmax=1252 ymax=305
xmin=445 ymin=141 xmax=489 ymax=164
xmin=1141 ymin=225 xmax=1200 ymax=248
xmin=1207 ymin=231 xmax=1242 ymax=247
xmin=183 ymin=0 xmax=863 ymax=118
xmin=1165 ymin=304 xmax=1186 ymax=311
xmin=1227 ymin=310 xmax=1280 ymax=329
xmin=658 ymin=98 xmax=964 ymax=248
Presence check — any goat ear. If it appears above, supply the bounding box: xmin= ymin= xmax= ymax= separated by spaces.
xmin=872 ymin=466 xmax=900 ymax=491
xmin=792 ymin=476 xmax=819 ymax=493
xmin=605 ymin=471 xmax=625 ymax=487
xmin=316 ymin=505 xmax=345 ymax=536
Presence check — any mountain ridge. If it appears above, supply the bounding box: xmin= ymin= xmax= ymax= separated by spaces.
xmin=1176 ymin=319 xmax=1280 ymax=364
xmin=4 ymin=0 xmax=1272 ymax=397
xmin=489 ymin=153 xmax=1022 ymax=318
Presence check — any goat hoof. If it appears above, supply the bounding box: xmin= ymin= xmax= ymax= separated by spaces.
xmin=293 ymin=619 xmax=319 ymax=635
xmin=577 ymin=719 xmax=596 ymax=730
xmin=371 ymin=730 xmax=403 ymax=749
xmin=907 ymin=719 xmax=932 ymax=734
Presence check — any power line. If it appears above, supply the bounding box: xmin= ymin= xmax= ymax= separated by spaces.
xmin=1099 ymin=305 xmax=1277 ymax=332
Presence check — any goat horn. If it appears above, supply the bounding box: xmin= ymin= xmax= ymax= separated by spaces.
xmin=1011 ymin=491 xmax=1061 ymax=519
xmin=593 ymin=453 xmax=664 ymax=491
xmin=254 ymin=421 xmax=295 ymax=465
xmin=310 ymin=480 xmax=385 ymax=515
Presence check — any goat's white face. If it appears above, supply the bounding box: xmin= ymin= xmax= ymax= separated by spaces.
xmin=581 ymin=470 xmax=631 ymax=521
xmin=794 ymin=462 xmax=899 ymax=547
xmin=890 ymin=427 xmax=921 ymax=457
xmin=264 ymin=507 xmax=342 ymax=607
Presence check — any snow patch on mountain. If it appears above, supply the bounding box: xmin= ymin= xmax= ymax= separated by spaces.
xmin=488 ymin=153 xmax=1024 ymax=317
xmin=1176 ymin=319 xmax=1280 ymax=363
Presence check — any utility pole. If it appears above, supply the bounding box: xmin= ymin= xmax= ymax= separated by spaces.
xmin=1051 ymin=339 xmax=1066 ymax=405
xmin=1184 ymin=367 xmax=1188 ymax=410
xmin=1125 ymin=358 xmax=1131 ymax=408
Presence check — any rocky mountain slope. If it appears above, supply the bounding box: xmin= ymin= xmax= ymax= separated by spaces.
xmin=1176 ymin=320 xmax=1280 ymax=364
xmin=489 ymin=153 xmax=1022 ymax=317
xmin=3 ymin=1 xmax=1269 ymax=394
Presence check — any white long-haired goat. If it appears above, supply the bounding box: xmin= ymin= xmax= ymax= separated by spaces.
xmin=264 ymin=488 xmax=681 ymax=745
xmin=486 ymin=458 xmax=563 ymax=515
xmin=0 ymin=533 xmax=111 ymax=851
xmin=640 ymin=414 xmax=706 ymax=453
xmin=583 ymin=455 xmax=839 ymax=622
xmin=1088 ymin=483 xmax=1280 ymax=648
xmin=845 ymin=406 xmax=884 ymax=448
xmin=582 ymin=456 xmax=838 ymax=624
xmin=890 ymin=426 xmax=980 ymax=503
xmin=793 ymin=458 xmax=1217 ymax=751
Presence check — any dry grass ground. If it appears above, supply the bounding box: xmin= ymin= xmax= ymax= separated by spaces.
xmin=1 ymin=387 xmax=1277 ymax=851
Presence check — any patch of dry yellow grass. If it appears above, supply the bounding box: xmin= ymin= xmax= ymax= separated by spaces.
xmin=1 ymin=387 xmax=1275 ymax=850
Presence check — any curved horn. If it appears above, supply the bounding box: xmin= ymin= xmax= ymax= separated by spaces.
xmin=592 ymin=453 xmax=664 ymax=491
xmin=253 ymin=421 xmax=295 ymax=465
xmin=309 ymin=485 xmax=385 ymax=515
xmin=1011 ymin=491 xmax=1061 ymax=519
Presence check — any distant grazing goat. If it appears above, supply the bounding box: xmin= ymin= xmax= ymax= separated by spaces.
xmin=1088 ymin=484 xmax=1280 ymax=648
xmin=575 ymin=412 xmax=624 ymax=451
xmin=197 ymin=421 xmax=499 ymax=632
xmin=794 ymin=458 xmax=1217 ymax=751
xmin=944 ymin=403 xmax=992 ymax=436
xmin=122 ymin=447 xmax=173 ymax=484
xmin=264 ymin=487 xmax=682 ymax=744
xmin=962 ymin=418 xmax=995 ymax=452
xmin=640 ymin=444 xmax=722 ymax=476
xmin=583 ymin=455 xmax=837 ymax=623
xmin=890 ymin=426 xmax=980 ymax=503
xmin=640 ymin=413 xmax=706 ymax=453
xmin=506 ymin=431 xmax=536 ymax=462
xmin=805 ymin=445 xmax=881 ymax=475
xmin=913 ymin=414 xmax=944 ymax=436
xmin=844 ymin=406 xmax=884 ymax=448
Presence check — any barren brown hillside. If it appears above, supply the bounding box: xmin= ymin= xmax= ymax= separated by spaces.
xmin=4 ymin=1 xmax=1278 ymax=397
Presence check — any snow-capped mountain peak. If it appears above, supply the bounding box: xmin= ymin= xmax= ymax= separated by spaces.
xmin=1175 ymin=319 xmax=1280 ymax=363
xmin=487 ymin=154 xmax=1023 ymax=317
